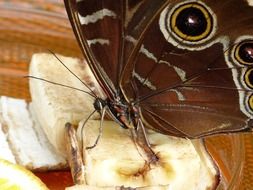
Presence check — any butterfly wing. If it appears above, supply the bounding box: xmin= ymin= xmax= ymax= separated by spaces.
xmin=64 ymin=0 xmax=169 ymax=98
xmin=120 ymin=0 xmax=253 ymax=137
xmin=65 ymin=0 xmax=253 ymax=138
xmin=64 ymin=0 xmax=123 ymax=97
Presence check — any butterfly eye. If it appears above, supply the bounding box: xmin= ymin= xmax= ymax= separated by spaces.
xmin=244 ymin=67 xmax=253 ymax=89
xmin=170 ymin=2 xmax=213 ymax=42
xmin=234 ymin=41 xmax=253 ymax=65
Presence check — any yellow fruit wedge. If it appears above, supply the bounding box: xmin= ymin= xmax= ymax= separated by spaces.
xmin=0 ymin=159 xmax=49 ymax=190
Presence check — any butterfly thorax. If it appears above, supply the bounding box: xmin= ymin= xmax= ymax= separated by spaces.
xmin=93 ymin=97 xmax=139 ymax=130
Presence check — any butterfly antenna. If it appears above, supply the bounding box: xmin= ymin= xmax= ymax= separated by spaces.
xmin=86 ymin=106 xmax=106 ymax=149
xmin=80 ymin=109 xmax=97 ymax=152
xmin=25 ymin=76 xmax=96 ymax=98
xmin=48 ymin=50 xmax=98 ymax=98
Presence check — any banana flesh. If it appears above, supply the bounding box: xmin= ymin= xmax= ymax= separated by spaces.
xmin=29 ymin=53 xmax=100 ymax=155
xmin=75 ymin=120 xmax=218 ymax=190
xmin=29 ymin=53 xmax=219 ymax=190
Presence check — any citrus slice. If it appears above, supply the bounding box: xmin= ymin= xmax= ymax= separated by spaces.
xmin=0 ymin=159 xmax=49 ymax=190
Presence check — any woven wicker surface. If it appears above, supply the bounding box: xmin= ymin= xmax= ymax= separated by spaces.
xmin=0 ymin=1 xmax=252 ymax=189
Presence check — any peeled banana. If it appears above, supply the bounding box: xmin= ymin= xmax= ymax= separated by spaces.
xmin=29 ymin=53 xmax=219 ymax=190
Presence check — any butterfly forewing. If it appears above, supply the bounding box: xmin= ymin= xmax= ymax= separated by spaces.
xmin=64 ymin=0 xmax=124 ymax=97
xmin=64 ymin=0 xmax=170 ymax=97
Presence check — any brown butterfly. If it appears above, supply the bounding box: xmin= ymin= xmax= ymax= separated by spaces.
xmin=63 ymin=0 xmax=253 ymax=157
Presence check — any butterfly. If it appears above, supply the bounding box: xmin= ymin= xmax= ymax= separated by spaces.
xmin=63 ymin=0 xmax=253 ymax=157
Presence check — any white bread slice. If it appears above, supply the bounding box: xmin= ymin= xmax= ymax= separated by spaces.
xmin=0 ymin=96 xmax=67 ymax=171
xmin=29 ymin=53 xmax=218 ymax=189
xmin=29 ymin=53 xmax=100 ymax=155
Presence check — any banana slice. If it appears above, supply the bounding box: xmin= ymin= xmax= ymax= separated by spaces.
xmin=0 ymin=123 xmax=16 ymax=164
xmin=74 ymin=120 xmax=218 ymax=190
xmin=29 ymin=53 xmax=219 ymax=189
xmin=66 ymin=185 xmax=169 ymax=190
xmin=29 ymin=53 xmax=100 ymax=155
xmin=0 ymin=96 xmax=67 ymax=171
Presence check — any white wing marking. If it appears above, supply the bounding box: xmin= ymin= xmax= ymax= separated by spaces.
xmin=133 ymin=71 xmax=157 ymax=90
xmin=87 ymin=39 xmax=110 ymax=46
xmin=78 ymin=9 xmax=116 ymax=25
xmin=169 ymin=89 xmax=185 ymax=101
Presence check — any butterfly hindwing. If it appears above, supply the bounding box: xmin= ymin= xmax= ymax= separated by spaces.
xmin=65 ymin=0 xmax=253 ymax=138
xmin=120 ymin=0 xmax=253 ymax=137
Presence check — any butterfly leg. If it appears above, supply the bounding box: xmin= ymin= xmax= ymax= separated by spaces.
xmin=131 ymin=119 xmax=159 ymax=164
xmin=79 ymin=109 xmax=97 ymax=151
xmin=86 ymin=107 xmax=106 ymax=149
